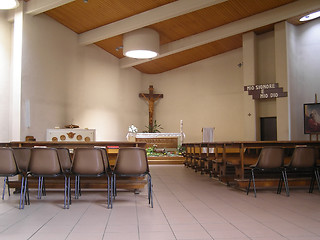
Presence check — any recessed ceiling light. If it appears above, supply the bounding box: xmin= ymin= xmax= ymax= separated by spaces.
xmin=300 ymin=10 xmax=320 ymax=22
xmin=0 ymin=0 xmax=19 ymax=10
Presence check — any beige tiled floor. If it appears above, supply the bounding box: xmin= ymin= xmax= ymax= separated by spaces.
xmin=0 ymin=165 xmax=319 ymax=240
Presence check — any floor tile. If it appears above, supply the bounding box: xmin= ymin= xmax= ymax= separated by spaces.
xmin=0 ymin=166 xmax=319 ymax=240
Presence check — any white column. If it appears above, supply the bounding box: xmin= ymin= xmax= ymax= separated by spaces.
xmin=9 ymin=4 xmax=23 ymax=141
xmin=274 ymin=22 xmax=290 ymax=140
xmin=242 ymin=32 xmax=258 ymax=140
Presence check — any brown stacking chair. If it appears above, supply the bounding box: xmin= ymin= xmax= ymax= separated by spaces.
xmin=0 ymin=147 xmax=27 ymax=209
xmin=113 ymin=147 xmax=153 ymax=208
xmin=72 ymin=148 xmax=112 ymax=209
xmin=27 ymin=148 xmax=70 ymax=209
xmin=12 ymin=147 xmax=31 ymax=207
xmin=37 ymin=148 xmax=73 ymax=200
xmin=280 ymin=146 xmax=319 ymax=195
xmin=57 ymin=148 xmax=72 ymax=205
xmin=246 ymin=147 xmax=288 ymax=197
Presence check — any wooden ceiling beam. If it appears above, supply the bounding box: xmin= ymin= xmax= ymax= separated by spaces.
xmin=25 ymin=0 xmax=75 ymax=16
xmin=120 ymin=0 xmax=320 ymax=68
xmin=78 ymin=0 xmax=227 ymax=45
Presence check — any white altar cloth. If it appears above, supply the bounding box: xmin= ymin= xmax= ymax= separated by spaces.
xmin=135 ymin=133 xmax=183 ymax=146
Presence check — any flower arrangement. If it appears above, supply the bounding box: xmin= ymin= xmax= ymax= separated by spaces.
xmin=128 ymin=124 xmax=138 ymax=133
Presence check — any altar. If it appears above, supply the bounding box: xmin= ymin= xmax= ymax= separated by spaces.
xmin=135 ymin=133 xmax=183 ymax=149
xmin=46 ymin=128 xmax=96 ymax=142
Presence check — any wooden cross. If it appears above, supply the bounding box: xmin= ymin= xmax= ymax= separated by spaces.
xmin=139 ymin=85 xmax=163 ymax=131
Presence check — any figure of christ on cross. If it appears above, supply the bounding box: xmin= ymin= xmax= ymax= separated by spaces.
xmin=139 ymin=85 xmax=163 ymax=132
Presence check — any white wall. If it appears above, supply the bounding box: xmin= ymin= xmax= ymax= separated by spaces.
xmin=21 ymin=13 xmax=143 ymax=141
xmin=21 ymin=13 xmax=74 ymax=140
xmin=0 ymin=12 xmax=11 ymax=141
xmin=288 ymin=18 xmax=320 ymax=140
xmin=66 ymin=44 xmax=144 ymax=141
xmin=142 ymin=49 xmax=244 ymax=142
xmin=9 ymin=11 xmax=320 ymax=142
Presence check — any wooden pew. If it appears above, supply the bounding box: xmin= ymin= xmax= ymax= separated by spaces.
xmin=183 ymin=141 xmax=320 ymax=189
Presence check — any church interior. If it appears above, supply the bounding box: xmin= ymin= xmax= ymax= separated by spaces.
xmin=0 ymin=0 xmax=320 ymax=239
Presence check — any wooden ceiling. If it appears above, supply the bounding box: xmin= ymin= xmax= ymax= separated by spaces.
xmin=37 ymin=0 xmax=320 ymax=74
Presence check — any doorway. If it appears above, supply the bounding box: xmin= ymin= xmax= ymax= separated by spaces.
xmin=260 ymin=117 xmax=277 ymax=141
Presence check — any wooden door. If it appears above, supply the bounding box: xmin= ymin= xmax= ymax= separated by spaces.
xmin=260 ymin=117 xmax=277 ymax=141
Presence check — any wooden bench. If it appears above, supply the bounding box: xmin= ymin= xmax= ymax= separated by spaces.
xmin=183 ymin=141 xmax=320 ymax=189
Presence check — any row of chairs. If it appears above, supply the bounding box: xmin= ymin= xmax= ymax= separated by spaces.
xmin=0 ymin=147 xmax=153 ymax=209
xmin=246 ymin=146 xmax=320 ymax=197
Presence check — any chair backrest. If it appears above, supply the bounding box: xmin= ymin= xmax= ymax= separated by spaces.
xmin=29 ymin=148 xmax=62 ymax=175
xmin=72 ymin=148 xmax=105 ymax=175
xmin=288 ymin=146 xmax=316 ymax=168
xmin=56 ymin=148 xmax=72 ymax=172
xmin=114 ymin=147 xmax=149 ymax=175
xmin=12 ymin=148 xmax=31 ymax=173
xmin=96 ymin=148 xmax=111 ymax=172
xmin=255 ymin=147 xmax=284 ymax=169
xmin=0 ymin=148 xmax=19 ymax=175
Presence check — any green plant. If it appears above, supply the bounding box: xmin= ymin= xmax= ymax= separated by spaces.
xmin=177 ymin=145 xmax=186 ymax=155
xmin=143 ymin=120 xmax=163 ymax=133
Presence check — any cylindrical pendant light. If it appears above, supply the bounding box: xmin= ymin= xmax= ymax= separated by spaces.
xmin=0 ymin=0 xmax=19 ymax=10
xmin=123 ymin=28 xmax=160 ymax=59
xmin=300 ymin=10 xmax=320 ymax=22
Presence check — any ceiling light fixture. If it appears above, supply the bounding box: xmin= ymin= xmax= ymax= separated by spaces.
xmin=299 ymin=10 xmax=320 ymax=22
xmin=0 ymin=0 xmax=19 ymax=10
xmin=123 ymin=28 xmax=159 ymax=59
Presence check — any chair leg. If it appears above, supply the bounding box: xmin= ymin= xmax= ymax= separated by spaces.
xmin=315 ymin=169 xmax=320 ymax=192
xmin=147 ymin=175 xmax=150 ymax=204
xmin=64 ymin=176 xmax=67 ymax=209
xmin=2 ymin=177 xmax=7 ymax=200
xmin=25 ymin=177 xmax=30 ymax=206
xmin=75 ymin=176 xmax=80 ymax=199
xmin=281 ymin=170 xmax=289 ymax=197
xmin=68 ymin=176 xmax=71 ymax=206
xmin=37 ymin=176 xmax=42 ymax=199
xmin=310 ymin=169 xmax=320 ymax=193
xmin=78 ymin=177 xmax=81 ymax=197
xmin=42 ymin=177 xmax=46 ymax=196
xmin=148 ymin=173 xmax=153 ymax=208
xmin=74 ymin=176 xmax=78 ymax=199
xmin=19 ymin=176 xmax=25 ymax=209
xmin=6 ymin=177 xmax=10 ymax=197
xmin=75 ymin=175 xmax=81 ymax=199
xmin=309 ymin=175 xmax=315 ymax=193
xmin=110 ymin=174 xmax=113 ymax=208
xmin=246 ymin=174 xmax=252 ymax=195
xmin=277 ymin=174 xmax=282 ymax=194
xmin=251 ymin=169 xmax=257 ymax=198
xmin=107 ymin=175 xmax=112 ymax=209
xmin=113 ymin=174 xmax=117 ymax=199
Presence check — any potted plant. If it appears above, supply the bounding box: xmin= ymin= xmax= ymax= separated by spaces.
xmin=143 ymin=120 xmax=163 ymax=133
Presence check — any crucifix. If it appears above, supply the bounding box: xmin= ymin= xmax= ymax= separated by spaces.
xmin=139 ymin=85 xmax=163 ymax=131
